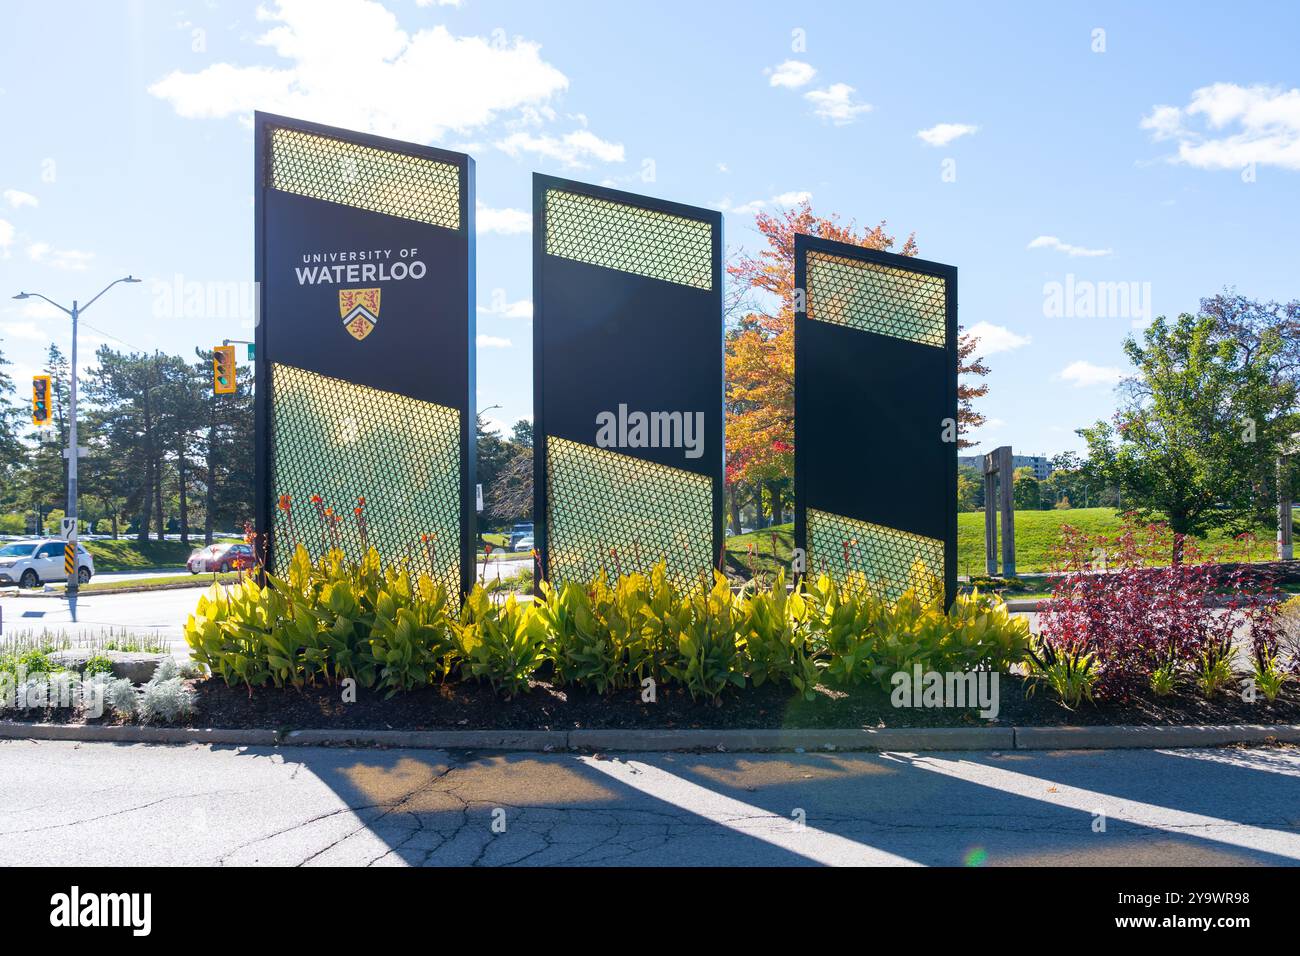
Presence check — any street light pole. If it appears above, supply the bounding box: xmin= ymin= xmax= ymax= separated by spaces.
xmin=12 ymin=276 xmax=141 ymax=594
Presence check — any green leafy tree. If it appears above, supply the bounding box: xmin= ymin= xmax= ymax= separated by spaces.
xmin=956 ymin=465 xmax=982 ymax=512
xmin=1012 ymin=466 xmax=1041 ymax=511
xmin=1080 ymin=313 xmax=1299 ymax=540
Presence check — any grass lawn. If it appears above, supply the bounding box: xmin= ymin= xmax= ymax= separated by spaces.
xmin=83 ymin=537 xmax=239 ymax=572
xmin=80 ymin=571 xmax=240 ymax=592
xmin=725 ymin=508 xmax=1291 ymax=578
xmin=956 ymin=507 xmax=1285 ymax=575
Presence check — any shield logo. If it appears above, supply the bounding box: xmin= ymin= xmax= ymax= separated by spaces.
xmin=339 ymin=288 xmax=381 ymax=341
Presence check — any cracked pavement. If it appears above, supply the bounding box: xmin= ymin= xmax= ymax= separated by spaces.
xmin=0 ymin=741 xmax=1297 ymax=866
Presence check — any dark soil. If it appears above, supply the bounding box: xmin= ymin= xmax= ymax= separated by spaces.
xmin=9 ymin=672 xmax=1300 ymax=731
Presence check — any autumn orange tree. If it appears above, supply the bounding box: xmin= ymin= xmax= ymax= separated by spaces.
xmin=725 ymin=200 xmax=989 ymax=528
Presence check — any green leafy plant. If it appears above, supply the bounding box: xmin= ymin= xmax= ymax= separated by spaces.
xmin=183 ymin=541 xmax=1033 ymax=705
xmin=1150 ymin=661 xmax=1177 ymax=697
xmin=1194 ymin=637 xmax=1235 ymax=698
xmin=664 ymin=572 xmax=746 ymax=702
xmin=369 ymin=573 xmax=456 ymax=697
xmin=737 ymin=571 xmax=820 ymax=700
xmin=455 ymin=588 xmax=546 ymax=698
xmin=82 ymin=655 xmax=115 ymax=677
xmin=1251 ymin=647 xmax=1288 ymax=702
xmin=534 ymin=579 xmax=621 ymax=693
xmin=1025 ymin=637 xmax=1098 ymax=708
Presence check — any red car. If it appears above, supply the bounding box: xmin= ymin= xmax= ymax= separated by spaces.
xmin=187 ymin=542 xmax=254 ymax=573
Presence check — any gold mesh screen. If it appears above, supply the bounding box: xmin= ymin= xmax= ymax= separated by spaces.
xmin=807 ymin=509 xmax=944 ymax=604
xmin=544 ymin=189 xmax=713 ymax=289
xmin=546 ymin=437 xmax=714 ymax=587
xmin=269 ymin=126 xmax=461 ymax=230
xmin=806 ymin=250 xmax=947 ymax=347
xmin=270 ymin=363 xmax=462 ymax=593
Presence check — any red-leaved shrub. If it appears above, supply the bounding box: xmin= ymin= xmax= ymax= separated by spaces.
xmin=1038 ymin=515 xmax=1278 ymax=700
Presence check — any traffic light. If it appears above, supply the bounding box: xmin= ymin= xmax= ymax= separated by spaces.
xmin=213 ymin=345 xmax=237 ymax=394
xmin=32 ymin=375 xmax=52 ymax=426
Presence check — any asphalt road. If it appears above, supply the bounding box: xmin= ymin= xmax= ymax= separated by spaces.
xmin=0 ymin=587 xmax=207 ymax=649
xmin=0 ymin=742 xmax=1295 ymax=866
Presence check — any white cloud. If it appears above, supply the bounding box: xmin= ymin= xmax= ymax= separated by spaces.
xmin=767 ymin=60 xmax=816 ymax=89
xmin=0 ymin=321 xmax=49 ymax=343
xmin=1140 ymin=83 xmax=1300 ymax=171
xmin=716 ymin=190 xmax=812 ymax=216
xmin=476 ymin=201 xmax=530 ymax=235
xmin=27 ymin=242 xmax=94 ymax=270
xmin=1140 ymin=104 xmax=1183 ymax=141
xmin=916 ymin=123 xmax=978 ymax=147
xmin=804 ymin=83 xmax=872 ymax=125
xmin=717 ymin=162 xmax=729 ymax=173
xmin=965 ymin=321 xmax=1030 ymax=355
xmin=1059 ymin=360 xmax=1123 ymax=388
xmin=148 ymin=0 xmax=570 ymax=143
xmin=476 ymin=334 xmax=511 ymax=348
xmin=495 ymin=129 xmax=624 ymax=167
xmin=3 ymin=189 xmax=38 ymax=209
xmin=478 ymin=295 xmax=532 ymax=320
xmin=17 ymin=300 xmax=64 ymax=320
xmin=416 ymin=0 xmax=462 ymax=6
xmin=1027 ymin=235 xmax=1112 ymax=258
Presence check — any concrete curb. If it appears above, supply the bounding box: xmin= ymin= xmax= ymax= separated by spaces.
xmin=1014 ymin=724 xmax=1300 ymax=750
xmin=0 ymin=722 xmax=279 ymax=745
xmin=16 ymin=579 xmax=228 ymax=598
xmin=281 ymin=728 xmax=567 ymax=750
xmin=5 ymin=720 xmax=1297 ymax=752
xmin=569 ymin=726 xmax=1014 ymax=751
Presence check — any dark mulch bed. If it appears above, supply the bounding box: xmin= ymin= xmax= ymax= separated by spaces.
xmin=8 ymin=672 xmax=1300 ymax=731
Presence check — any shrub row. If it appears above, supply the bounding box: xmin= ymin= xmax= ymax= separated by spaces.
xmin=185 ymin=545 xmax=1030 ymax=702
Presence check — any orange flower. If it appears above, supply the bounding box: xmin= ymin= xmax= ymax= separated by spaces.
xmin=357 ymin=496 xmax=366 ymax=507
xmin=277 ymin=494 xmax=291 ymax=512
xmin=310 ymin=494 xmax=322 ymax=504
xmin=354 ymin=506 xmax=363 ymax=516
xmin=420 ymin=533 xmax=429 ymax=543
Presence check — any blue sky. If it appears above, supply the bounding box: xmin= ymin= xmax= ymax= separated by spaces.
xmin=2 ymin=0 xmax=1298 ymax=457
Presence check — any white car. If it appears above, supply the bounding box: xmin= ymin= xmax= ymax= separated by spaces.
xmin=0 ymin=539 xmax=95 ymax=588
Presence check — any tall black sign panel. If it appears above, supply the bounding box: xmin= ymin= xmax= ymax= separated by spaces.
xmin=533 ymin=175 xmax=723 ymax=586
xmin=794 ymin=235 xmax=957 ymax=606
xmin=254 ymin=112 xmax=475 ymax=595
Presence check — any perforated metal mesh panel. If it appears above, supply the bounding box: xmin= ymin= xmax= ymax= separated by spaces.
xmin=806 ymin=250 xmax=947 ymax=347
xmin=546 ymin=437 xmax=714 ymax=587
xmin=807 ymin=508 xmax=944 ymax=604
xmin=269 ymin=126 xmax=461 ymax=230
xmin=544 ymin=189 xmax=713 ymax=289
xmin=270 ymin=363 xmax=462 ymax=593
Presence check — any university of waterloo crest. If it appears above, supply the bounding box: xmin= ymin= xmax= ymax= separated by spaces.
xmin=339 ymin=288 xmax=381 ymax=341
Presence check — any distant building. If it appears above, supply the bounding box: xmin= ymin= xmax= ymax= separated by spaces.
xmin=958 ymin=452 xmax=1052 ymax=481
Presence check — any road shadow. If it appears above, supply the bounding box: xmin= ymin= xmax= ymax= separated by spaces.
xmin=226 ymin=744 xmax=1300 ymax=866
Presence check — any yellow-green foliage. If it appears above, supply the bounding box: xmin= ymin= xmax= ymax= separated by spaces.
xmin=456 ymin=588 xmax=546 ymax=698
xmin=804 ymin=574 xmax=1031 ymax=689
xmin=186 ymin=549 xmax=1030 ymax=703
